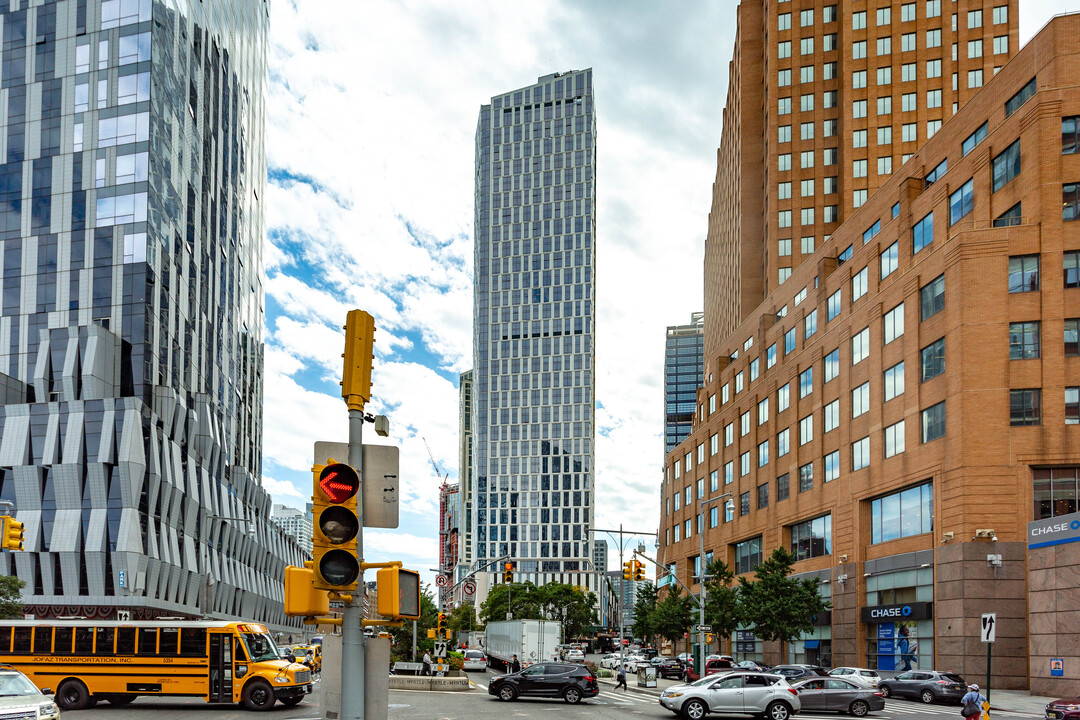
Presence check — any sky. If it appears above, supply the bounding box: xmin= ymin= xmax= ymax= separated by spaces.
xmin=259 ymin=0 xmax=1074 ymax=587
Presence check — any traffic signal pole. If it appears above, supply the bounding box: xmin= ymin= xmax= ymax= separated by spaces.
xmin=341 ymin=408 xmax=366 ymax=720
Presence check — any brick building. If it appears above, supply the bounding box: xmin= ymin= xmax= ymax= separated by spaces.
xmin=662 ymin=13 xmax=1080 ymax=694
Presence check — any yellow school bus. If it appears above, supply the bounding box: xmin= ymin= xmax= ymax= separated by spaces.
xmin=0 ymin=619 xmax=312 ymax=711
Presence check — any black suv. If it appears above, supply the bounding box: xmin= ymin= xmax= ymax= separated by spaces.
xmin=488 ymin=662 xmax=600 ymax=704
xmin=771 ymin=665 xmax=831 ymax=682
xmin=657 ymin=658 xmax=685 ymax=679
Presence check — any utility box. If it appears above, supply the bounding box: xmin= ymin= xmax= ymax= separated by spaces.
xmin=637 ymin=665 xmax=657 ymax=687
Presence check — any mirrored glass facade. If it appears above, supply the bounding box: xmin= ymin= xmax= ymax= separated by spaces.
xmin=472 ymin=70 xmax=596 ymax=590
xmin=0 ymin=0 xmax=303 ymax=631
xmin=665 ymin=312 xmax=704 ymax=453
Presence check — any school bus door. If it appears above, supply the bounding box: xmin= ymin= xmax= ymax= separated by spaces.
xmin=207 ymin=631 xmax=235 ymax=702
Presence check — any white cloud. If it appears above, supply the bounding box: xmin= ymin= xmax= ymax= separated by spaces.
xmin=263 ymin=475 xmax=307 ymax=504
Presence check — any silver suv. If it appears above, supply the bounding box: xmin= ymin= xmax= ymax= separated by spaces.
xmin=660 ymin=672 xmax=801 ymax=720
xmin=0 ymin=666 xmax=60 ymax=720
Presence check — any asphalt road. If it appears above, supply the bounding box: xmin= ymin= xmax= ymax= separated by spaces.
xmin=56 ymin=667 xmax=1044 ymax=720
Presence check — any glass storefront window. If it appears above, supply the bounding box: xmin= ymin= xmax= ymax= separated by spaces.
xmin=1033 ymin=467 xmax=1079 ymax=519
xmin=867 ymin=620 xmax=933 ymax=671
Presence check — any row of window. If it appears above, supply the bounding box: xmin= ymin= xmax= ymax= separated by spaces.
xmin=0 ymin=625 xmax=209 ymax=657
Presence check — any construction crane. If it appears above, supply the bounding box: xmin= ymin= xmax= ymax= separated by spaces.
xmin=423 ymin=436 xmax=449 ymax=483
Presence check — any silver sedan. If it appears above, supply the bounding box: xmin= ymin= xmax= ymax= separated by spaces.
xmin=793 ymin=677 xmax=886 ymax=716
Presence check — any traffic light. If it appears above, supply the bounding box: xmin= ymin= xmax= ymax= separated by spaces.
xmin=375 ymin=566 xmax=421 ymax=620
xmin=503 ymin=561 xmax=514 ymax=583
xmin=623 ymin=560 xmax=633 ymax=580
xmin=284 ymin=566 xmax=330 ymax=617
xmin=633 ymin=559 xmax=645 ymax=581
xmin=1 ymin=516 xmax=23 ymax=552
xmin=341 ymin=310 xmax=376 ymax=411
xmin=311 ymin=461 xmax=361 ymax=591
xmin=436 ymin=612 xmax=447 ymax=635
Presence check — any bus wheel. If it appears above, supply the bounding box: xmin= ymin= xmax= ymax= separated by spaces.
xmin=242 ymin=680 xmax=276 ymax=711
xmin=57 ymin=679 xmax=92 ymax=711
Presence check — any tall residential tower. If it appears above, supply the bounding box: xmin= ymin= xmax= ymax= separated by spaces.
xmin=472 ymin=70 xmax=597 ymax=592
xmin=665 ymin=312 xmax=705 ymax=454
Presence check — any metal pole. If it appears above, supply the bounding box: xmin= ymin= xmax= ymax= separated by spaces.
xmin=412 ymin=620 xmax=417 ymax=662
xmin=618 ymin=523 xmax=625 ymax=669
xmin=699 ymin=510 xmax=705 ymax=679
xmin=986 ymin=643 xmax=992 ymax=706
xmin=341 ymin=410 xmax=366 ymax=720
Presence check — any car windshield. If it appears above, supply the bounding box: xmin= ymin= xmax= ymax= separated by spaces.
xmin=0 ymin=674 xmax=40 ymax=696
xmin=242 ymin=632 xmax=281 ymax=663
xmin=942 ymin=674 xmax=966 ymax=684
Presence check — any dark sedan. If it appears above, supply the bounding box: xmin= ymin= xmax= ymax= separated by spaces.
xmin=657 ymin=658 xmax=686 ymax=679
xmin=794 ymin=677 xmax=886 ymax=716
xmin=488 ymin=662 xmax=599 ymax=704
xmin=1046 ymin=697 xmax=1080 ymax=720
xmin=877 ymin=671 xmax=967 ymax=704
xmin=771 ymin=664 xmax=831 ymax=682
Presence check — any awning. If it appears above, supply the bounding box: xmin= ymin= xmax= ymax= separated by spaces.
xmin=803 ymin=640 xmax=820 ymax=649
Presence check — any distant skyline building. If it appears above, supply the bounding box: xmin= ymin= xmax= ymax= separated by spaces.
xmin=271 ymin=505 xmax=313 ymax=556
xmin=471 ymin=70 xmax=597 ymax=593
xmin=665 ymin=312 xmax=705 ymax=454
xmin=457 ymin=370 xmax=474 ymax=570
xmin=0 ymin=0 xmax=304 ymax=629
xmin=438 ymin=482 xmax=459 ymax=609
xmin=592 ymin=538 xmax=608 ymax=574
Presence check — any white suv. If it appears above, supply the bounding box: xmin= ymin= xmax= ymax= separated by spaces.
xmin=660 ymin=672 xmax=801 ymax=720
xmin=828 ymin=667 xmax=881 ymax=688
xmin=0 ymin=667 xmax=60 ymax=720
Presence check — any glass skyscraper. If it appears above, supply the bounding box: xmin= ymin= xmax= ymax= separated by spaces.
xmin=472 ymin=70 xmax=596 ymax=592
xmin=0 ymin=0 xmax=303 ymax=631
xmin=664 ymin=312 xmax=704 ymax=453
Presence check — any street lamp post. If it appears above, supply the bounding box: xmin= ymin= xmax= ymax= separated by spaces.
xmin=697 ymin=493 xmax=734 ymax=678
xmin=588 ymin=526 xmax=657 ymax=668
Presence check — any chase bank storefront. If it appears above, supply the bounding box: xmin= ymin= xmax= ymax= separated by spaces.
xmin=860 ymin=551 xmax=935 ymax=672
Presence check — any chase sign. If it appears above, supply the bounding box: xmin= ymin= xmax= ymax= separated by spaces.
xmin=1028 ymin=511 xmax=1080 ymax=549
xmin=861 ymin=601 xmax=933 ymax=623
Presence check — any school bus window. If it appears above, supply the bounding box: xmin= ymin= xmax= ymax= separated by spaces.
xmin=234 ymin=638 xmax=248 ymax=661
xmin=54 ymin=627 xmax=73 ymax=653
xmin=33 ymin=627 xmax=51 ymax=653
xmin=160 ymin=627 xmax=179 ymax=656
xmin=0 ymin=627 xmax=11 ymax=654
xmin=241 ymin=633 xmax=278 ymax=662
xmin=12 ymin=628 xmax=30 ymax=653
xmin=74 ymin=627 xmax=93 ymax=655
xmin=180 ymin=628 xmax=205 ymax=657
xmin=138 ymin=628 xmax=158 ymax=655
xmin=94 ymin=627 xmax=114 ymax=655
xmin=115 ymin=627 xmax=135 ymax=654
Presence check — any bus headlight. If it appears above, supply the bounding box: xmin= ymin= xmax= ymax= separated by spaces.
xmin=273 ymin=677 xmax=290 ymax=684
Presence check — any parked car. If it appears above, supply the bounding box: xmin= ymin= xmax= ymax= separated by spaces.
xmin=1045 ymin=697 xmax=1080 ymax=720
xmin=877 ymin=670 xmax=968 ymax=704
xmin=0 ymin=667 xmax=59 ymax=720
xmin=463 ymin=650 xmax=488 ymax=672
xmin=735 ymin=660 xmax=771 ymax=672
xmin=659 ymin=671 xmax=801 ymax=720
xmin=600 ymin=653 xmax=623 ymax=670
xmin=681 ymin=658 xmax=743 ymax=684
xmin=657 ymin=658 xmax=687 ymax=679
xmin=488 ymin=662 xmax=599 ymax=704
xmin=565 ymin=649 xmax=585 ymax=662
xmin=624 ymin=654 xmax=649 ymax=670
xmin=771 ymin=664 xmax=830 ymax=682
xmin=650 ymin=655 xmax=668 ymax=666
xmin=677 ymin=652 xmax=694 ymax=663
xmin=828 ymin=667 xmax=882 ymax=688
xmin=794 ymin=677 xmax=886 ymax=716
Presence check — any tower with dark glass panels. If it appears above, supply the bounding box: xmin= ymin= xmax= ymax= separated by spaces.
xmin=0 ymin=0 xmax=303 ymax=630
xmin=472 ymin=70 xmax=596 ymax=594
xmin=665 ymin=312 xmax=704 ymax=454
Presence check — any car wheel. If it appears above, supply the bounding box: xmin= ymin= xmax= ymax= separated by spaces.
xmin=878 ymin=684 xmax=892 ymax=698
xmin=498 ymin=684 xmax=517 ymax=702
xmin=242 ymin=679 xmax=276 ymax=711
xmin=849 ymin=700 xmax=870 ymax=717
xmin=920 ymin=689 xmax=935 ymax=704
xmin=56 ymin=680 xmax=92 ymax=711
xmin=563 ymin=687 xmax=582 ymax=704
xmin=767 ymin=701 xmax=792 ymax=720
xmin=682 ymin=698 xmax=708 ymax=720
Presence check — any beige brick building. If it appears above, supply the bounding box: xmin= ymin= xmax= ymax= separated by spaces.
xmin=665 ymin=10 xmax=1080 ymax=694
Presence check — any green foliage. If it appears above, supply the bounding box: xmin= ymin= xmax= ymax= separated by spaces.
xmin=702 ymin=559 xmax=740 ymax=641
xmin=478 ymin=582 xmax=540 ymax=623
xmin=446 ymin=603 xmax=482 ymax=633
xmin=651 ymin=583 xmax=694 ymax=645
xmin=534 ymin=583 xmax=598 ymax=641
xmin=0 ymin=576 xmax=24 ymax=620
xmin=736 ymin=547 xmax=831 ymax=643
xmin=630 ymin=582 xmax=657 ymax=642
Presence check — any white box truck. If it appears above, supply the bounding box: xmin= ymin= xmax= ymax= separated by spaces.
xmin=484 ymin=620 xmax=561 ymax=671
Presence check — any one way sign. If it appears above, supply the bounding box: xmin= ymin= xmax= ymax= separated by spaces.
xmin=981 ymin=613 xmax=996 ymax=643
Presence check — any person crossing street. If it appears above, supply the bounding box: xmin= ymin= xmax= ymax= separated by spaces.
xmin=615 ymin=663 xmax=628 ymax=690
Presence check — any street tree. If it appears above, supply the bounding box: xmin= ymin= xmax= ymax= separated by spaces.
xmin=630 ymin=582 xmax=657 ymax=645
xmin=0 ymin=575 xmax=23 ymax=620
xmin=446 ymin=603 xmax=483 ymax=633
xmin=736 ymin=547 xmax=831 ymax=643
xmin=535 ymin=583 xmax=598 ymax=642
xmin=478 ymin=582 xmax=540 ymax=624
xmin=652 ymin=584 xmax=694 ymax=655
xmin=702 ymin=559 xmax=741 ymax=649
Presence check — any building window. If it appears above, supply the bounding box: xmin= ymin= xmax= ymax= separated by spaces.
xmin=767 ymin=342 xmax=778 ymax=368
xmin=920 ymin=274 xmax=945 ymax=320
xmin=827 ymin=290 xmax=842 ymax=321
xmin=1065 ymin=183 xmax=1080 ymax=222
xmin=853 ymin=41 xmax=867 ymax=59
xmin=968 ymin=39 xmax=983 ymax=58
xmin=1033 ymin=468 xmax=1080 ymax=520
xmin=825 ymin=451 xmax=840 ymax=482
xmin=799 ymin=462 xmax=814 ymax=492
xmin=734 ymin=537 xmax=763 ymax=575
xmin=1008 ymin=255 xmax=1040 ymax=293
xmin=778 ymin=428 xmax=790 ymax=457
xmin=759 ymin=397 xmax=770 ymax=426
xmin=779 ymin=383 xmax=790 ymax=412
xmin=925 ymin=159 xmax=947 ymax=187
xmin=1065 ymin=251 xmax=1080 ymax=288
xmin=741 ymin=411 xmax=751 ymax=436
xmin=852 ymin=267 xmax=868 ymax=301
xmin=785 ymin=327 xmax=797 ymax=355
xmin=992 ymin=140 xmax=1021 ymax=192
xmin=1005 ymin=77 xmax=1036 ymax=118
xmin=962 ymin=122 xmax=989 ymax=156
xmin=779 ymin=267 xmax=792 ymax=284
xmin=921 ymin=401 xmax=946 ymax=442
xmin=799 ymin=367 xmax=813 ymax=398
xmin=881 ymin=241 xmax=899 ymax=279
xmin=1010 ymin=389 xmax=1042 ymax=426
xmin=1067 ymin=388 xmax=1080 ymax=425
xmin=801 ymin=235 xmax=815 ymax=254
xmin=710 ymin=506 xmax=719 ymax=528
xmin=736 ymin=371 xmax=745 ymax=394
xmin=1066 ymin=319 xmax=1079 ymax=357
xmin=921 ymin=338 xmax=945 ymax=381
xmin=724 ymin=423 xmax=734 ymax=447
xmin=824 ymin=348 xmax=839 ymax=382
xmin=805 ymin=309 xmax=818 ymax=338
xmin=824 ymin=399 xmax=839 ymax=433
xmin=725 ymin=461 xmax=734 ymax=485
xmin=740 ymin=491 xmax=750 ymax=516
xmin=741 ymin=452 xmax=751 ymax=476
xmin=884 ymin=420 xmax=906 ymax=458
xmin=926 ymin=28 xmax=941 ymax=47
xmin=913 ymin=211 xmax=934 ymax=254
xmin=799 ymin=414 xmax=814 ymax=446
xmin=779 ymin=40 xmax=791 ymax=59
xmin=710 ymin=469 xmax=719 ymax=492
xmin=778 ymin=12 xmax=791 ymax=30
xmin=884 ymin=361 xmax=905 ymax=402
xmin=853 ymin=70 xmax=867 ymax=90
xmin=790 ymin=514 xmax=832 ymax=561
xmin=852 ymin=327 xmax=870 ymax=365
xmin=994 ymin=203 xmax=1022 ymax=227
xmin=1064 ymin=116 xmax=1080 ymax=155
xmin=777 ymin=474 xmax=790 ymax=501
xmin=871 ymin=482 xmax=933 ymax=543
xmin=884 ymin=303 xmax=904 ymax=344
xmin=673 ymin=525 xmax=680 ymax=542
xmin=758 ymin=483 xmax=769 ymax=509
xmin=949 ymin=178 xmax=974 ymax=225
xmin=853 ymin=11 xmax=866 ymax=29
xmin=1009 ymin=322 xmax=1041 ymax=360
xmin=892 ymin=203 xmax=900 ymax=219
xmin=852 ymin=382 xmax=870 ymax=418
xmin=852 ymin=437 xmax=870 ymax=470
xmin=801 ymin=38 xmax=814 ymax=56
xmin=778 ymin=69 xmax=792 ymax=87
xmin=901 ymin=32 xmax=916 ymax=52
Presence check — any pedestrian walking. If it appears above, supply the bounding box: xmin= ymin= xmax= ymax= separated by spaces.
xmin=422 ymin=650 xmax=433 ymax=676
xmin=961 ymin=684 xmax=988 ymax=718
xmin=510 ymin=654 xmax=521 ymax=673
xmin=615 ymin=663 xmax=628 ymax=690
